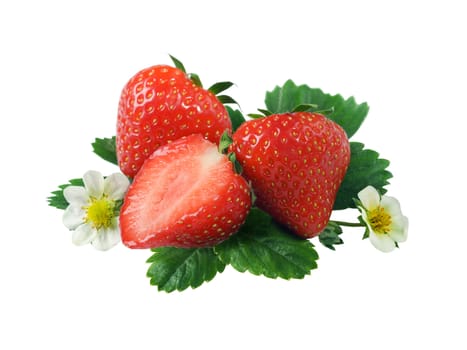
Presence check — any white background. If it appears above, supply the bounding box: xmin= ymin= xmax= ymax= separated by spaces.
xmin=1 ymin=0 xmax=466 ymax=349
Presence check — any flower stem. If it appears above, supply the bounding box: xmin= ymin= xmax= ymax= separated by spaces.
xmin=330 ymin=220 xmax=365 ymax=227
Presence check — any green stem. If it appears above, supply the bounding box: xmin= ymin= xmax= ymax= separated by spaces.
xmin=331 ymin=220 xmax=365 ymax=227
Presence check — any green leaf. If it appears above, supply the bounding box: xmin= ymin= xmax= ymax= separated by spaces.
xmin=48 ymin=178 xmax=85 ymax=210
xmin=226 ymin=106 xmax=246 ymax=132
xmin=169 ymin=55 xmax=187 ymax=73
xmin=215 ymin=208 xmax=319 ymax=279
xmin=265 ymin=80 xmax=369 ymax=138
xmin=208 ymin=81 xmax=234 ymax=95
xmin=146 ymin=247 xmax=225 ymax=292
xmin=92 ymin=136 xmax=118 ymax=165
xmin=318 ymin=222 xmax=344 ymax=250
xmin=334 ymin=142 xmax=392 ymax=210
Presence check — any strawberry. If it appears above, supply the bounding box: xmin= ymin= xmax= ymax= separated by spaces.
xmin=120 ymin=134 xmax=251 ymax=249
xmin=231 ymin=112 xmax=350 ymax=238
xmin=116 ymin=63 xmax=232 ymax=178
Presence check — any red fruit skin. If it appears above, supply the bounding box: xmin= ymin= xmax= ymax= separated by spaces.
xmin=117 ymin=65 xmax=232 ymax=178
xmin=120 ymin=134 xmax=251 ymax=249
xmin=231 ymin=112 xmax=350 ymax=238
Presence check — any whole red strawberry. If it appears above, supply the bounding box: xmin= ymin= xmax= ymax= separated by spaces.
xmin=231 ymin=112 xmax=350 ymax=238
xmin=117 ymin=62 xmax=232 ymax=178
xmin=120 ymin=134 xmax=251 ymax=249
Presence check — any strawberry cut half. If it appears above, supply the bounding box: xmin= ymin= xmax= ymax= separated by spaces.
xmin=120 ymin=134 xmax=251 ymax=249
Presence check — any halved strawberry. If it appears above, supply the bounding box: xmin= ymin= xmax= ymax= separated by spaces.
xmin=120 ymin=134 xmax=251 ymax=249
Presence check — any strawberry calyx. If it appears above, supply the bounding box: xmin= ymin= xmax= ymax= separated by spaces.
xmin=218 ymin=130 xmax=243 ymax=175
xmin=292 ymin=103 xmax=318 ymax=112
xmin=169 ymin=55 xmax=239 ymax=106
xmin=292 ymin=104 xmax=335 ymax=116
xmin=248 ymin=104 xmax=334 ymax=119
xmin=218 ymin=130 xmax=233 ymax=154
xmin=247 ymin=108 xmax=272 ymax=119
xmin=218 ymin=131 xmax=256 ymax=205
xmin=293 ymin=104 xmax=334 ymax=117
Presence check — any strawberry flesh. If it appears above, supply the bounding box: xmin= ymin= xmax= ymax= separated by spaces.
xmin=120 ymin=134 xmax=251 ymax=248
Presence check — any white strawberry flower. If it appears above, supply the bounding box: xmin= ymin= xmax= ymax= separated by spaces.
xmin=357 ymin=185 xmax=408 ymax=253
xmin=62 ymin=170 xmax=130 ymax=251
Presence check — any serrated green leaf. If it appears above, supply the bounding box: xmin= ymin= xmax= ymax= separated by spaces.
xmin=47 ymin=178 xmax=85 ymax=210
xmin=318 ymin=222 xmax=344 ymax=250
xmin=265 ymin=80 xmax=369 ymax=138
xmin=208 ymin=81 xmax=234 ymax=95
xmin=92 ymin=136 xmax=118 ymax=165
xmin=334 ymin=142 xmax=392 ymax=210
xmin=146 ymin=247 xmax=225 ymax=292
xmin=215 ymin=208 xmax=318 ymax=279
xmin=226 ymin=106 xmax=246 ymax=132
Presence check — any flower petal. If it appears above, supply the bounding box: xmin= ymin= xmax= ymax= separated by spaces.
xmin=91 ymin=218 xmax=121 ymax=251
xmin=369 ymin=231 xmax=396 ymax=253
xmin=72 ymin=224 xmax=98 ymax=246
xmin=63 ymin=205 xmax=85 ymax=230
xmin=380 ymin=195 xmax=403 ymax=218
xmin=63 ymin=186 xmax=89 ymax=206
xmin=360 ymin=207 xmax=370 ymax=225
xmin=83 ymin=170 xmax=104 ymax=198
xmin=104 ymin=173 xmax=130 ymax=200
xmin=389 ymin=215 xmax=409 ymax=243
xmin=358 ymin=186 xmax=380 ymax=211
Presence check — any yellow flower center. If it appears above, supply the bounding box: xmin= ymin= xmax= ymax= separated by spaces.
xmin=85 ymin=196 xmax=115 ymax=230
xmin=368 ymin=206 xmax=392 ymax=234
